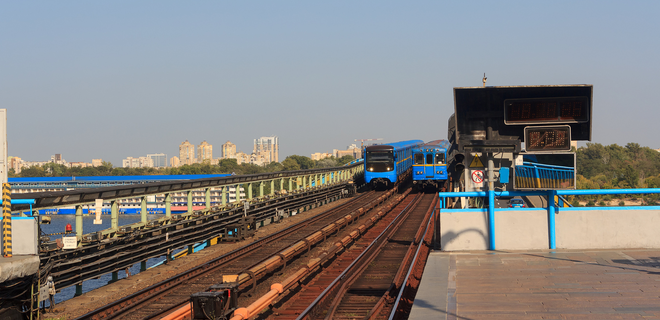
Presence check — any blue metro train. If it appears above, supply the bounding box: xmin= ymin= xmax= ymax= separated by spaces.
xmin=364 ymin=140 xmax=423 ymax=188
xmin=412 ymin=140 xmax=451 ymax=190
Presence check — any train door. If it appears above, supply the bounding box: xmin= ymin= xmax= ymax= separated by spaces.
xmin=425 ymin=152 xmax=434 ymax=178
xmin=435 ymin=151 xmax=446 ymax=178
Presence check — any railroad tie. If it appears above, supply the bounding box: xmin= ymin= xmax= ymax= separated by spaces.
xmin=2 ymin=183 xmax=12 ymax=258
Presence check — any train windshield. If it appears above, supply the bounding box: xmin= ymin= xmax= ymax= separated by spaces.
xmin=435 ymin=153 xmax=445 ymax=164
xmin=366 ymin=151 xmax=393 ymax=163
xmin=414 ymin=154 xmax=424 ymax=165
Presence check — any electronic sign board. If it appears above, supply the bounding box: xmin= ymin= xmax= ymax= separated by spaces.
xmin=524 ymin=125 xmax=571 ymax=151
xmin=452 ymin=85 xmax=592 ymax=153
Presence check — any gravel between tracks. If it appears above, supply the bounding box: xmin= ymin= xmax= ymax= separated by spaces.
xmin=43 ymin=197 xmax=352 ymax=320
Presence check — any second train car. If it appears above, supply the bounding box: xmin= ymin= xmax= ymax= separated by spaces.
xmin=364 ymin=140 xmax=423 ymax=189
xmin=412 ymin=140 xmax=451 ymax=190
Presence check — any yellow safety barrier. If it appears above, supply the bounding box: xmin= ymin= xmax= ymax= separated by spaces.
xmin=2 ymin=183 xmax=12 ymax=257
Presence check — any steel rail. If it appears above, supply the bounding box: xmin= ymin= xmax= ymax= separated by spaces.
xmin=73 ymin=191 xmax=381 ymax=320
xmin=387 ymin=196 xmax=436 ymax=319
xmin=296 ymin=191 xmax=421 ymax=320
xmin=44 ymin=185 xmax=349 ymax=292
xmin=322 ymin=192 xmax=424 ymax=320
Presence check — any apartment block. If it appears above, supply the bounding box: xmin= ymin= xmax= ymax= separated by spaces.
xmin=179 ymin=140 xmax=195 ymax=165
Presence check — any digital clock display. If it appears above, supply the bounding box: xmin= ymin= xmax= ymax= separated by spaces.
xmin=525 ymin=126 xmax=571 ymax=151
xmin=505 ymin=97 xmax=589 ymax=124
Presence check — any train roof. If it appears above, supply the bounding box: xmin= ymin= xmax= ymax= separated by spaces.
xmin=413 ymin=140 xmax=451 ymax=152
xmin=364 ymin=140 xmax=423 ymax=151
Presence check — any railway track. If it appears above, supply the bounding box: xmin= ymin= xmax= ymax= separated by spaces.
xmin=75 ymin=189 xmax=396 ymax=320
xmin=264 ymin=191 xmax=436 ymax=320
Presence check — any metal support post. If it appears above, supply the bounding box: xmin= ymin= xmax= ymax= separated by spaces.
xmin=302 ymin=176 xmax=307 ymax=189
xmin=259 ymin=181 xmax=264 ymax=197
xmin=141 ymin=196 xmax=147 ymax=224
xmin=248 ymin=183 xmax=253 ymax=199
xmin=487 ymin=154 xmax=495 ymax=250
xmin=548 ymin=189 xmax=557 ymax=249
xmin=221 ymin=187 xmax=227 ymax=206
xmin=205 ymin=188 xmax=211 ymax=209
xmin=75 ymin=205 xmax=83 ymax=240
xmin=165 ymin=193 xmax=172 ymax=218
xmin=270 ymin=179 xmax=275 ymax=195
xmin=111 ymin=201 xmax=118 ymax=230
xmin=75 ymin=284 xmax=83 ymax=297
xmin=288 ymin=178 xmax=293 ymax=191
xmin=187 ymin=190 xmax=193 ymax=213
xmin=141 ymin=261 xmax=147 ymax=272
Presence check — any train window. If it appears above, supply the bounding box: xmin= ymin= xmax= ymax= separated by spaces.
xmin=435 ymin=153 xmax=446 ymax=164
xmin=414 ymin=154 xmax=424 ymax=165
xmin=426 ymin=154 xmax=434 ymax=165
xmin=366 ymin=151 xmax=393 ymax=163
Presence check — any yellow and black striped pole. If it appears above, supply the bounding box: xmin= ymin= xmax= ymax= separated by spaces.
xmin=2 ymin=183 xmax=12 ymax=258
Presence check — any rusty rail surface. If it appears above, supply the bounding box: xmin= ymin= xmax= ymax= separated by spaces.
xmin=74 ymin=190 xmax=392 ymax=320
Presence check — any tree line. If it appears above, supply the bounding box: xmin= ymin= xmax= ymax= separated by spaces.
xmin=9 ymin=155 xmax=358 ymax=178
xmin=574 ymin=142 xmax=660 ymax=205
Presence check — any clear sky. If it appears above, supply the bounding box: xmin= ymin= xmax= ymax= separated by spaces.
xmin=2 ymin=1 xmax=659 ymax=166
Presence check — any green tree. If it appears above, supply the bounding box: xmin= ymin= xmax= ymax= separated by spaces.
xmin=623 ymin=165 xmax=639 ymax=188
xmin=20 ymin=165 xmax=46 ymax=177
xmin=282 ymin=157 xmax=301 ymax=171
xmin=336 ymin=155 xmax=356 ymax=166
xmin=218 ymin=159 xmax=241 ymax=174
xmin=316 ymin=158 xmax=337 ymax=168
xmin=264 ymin=161 xmax=284 ymax=172
xmin=286 ymin=155 xmax=315 ymax=170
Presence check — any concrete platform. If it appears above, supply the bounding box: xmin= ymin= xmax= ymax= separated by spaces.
xmin=0 ymin=255 xmax=40 ymax=282
xmin=410 ymin=249 xmax=660 ymax=319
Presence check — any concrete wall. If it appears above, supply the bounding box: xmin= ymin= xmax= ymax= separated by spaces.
xmin=0 ymin=217 xmax=38 ymax=255
xmin=440 ymin=209 xmax=548 ymax=251
xmin=556 ymin=208 xmax=660 ymax=249
xmin=440 ymin=207 xmax=660 ymax=251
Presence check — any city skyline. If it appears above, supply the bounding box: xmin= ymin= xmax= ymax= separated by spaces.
xmin=2 ymin=2 xmax=659 ymax=165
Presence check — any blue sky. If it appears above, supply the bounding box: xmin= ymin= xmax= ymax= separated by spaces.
xmin=2 ymin=1 xmax=658 ymax=166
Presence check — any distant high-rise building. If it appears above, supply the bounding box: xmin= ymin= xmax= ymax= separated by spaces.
xmin=179 ymin=140 xmax=195 ymax=165
xmin=8 ymin=156 xmax=22 ymax=174
xmin=122 ymin=156 xmax=154 ymax=168
xmin=311 ymin=152 xmax=332 ymax=161
xmin=253 ymin=136 xmax=279 ymax=164
xmin=170 ymin=156 xmax=180 ymax=167
xmin=50 ymin=154 xmax=66 ymax=165
xmin=197 ymin=141 xmax=213 ymax=164
xmin=333 ymin=144 xmax=361 ymax=159
xmin=147 ymin=153 xmax=167 ymax=168
xmin=222 ymin=141 xmax=237 ymax=159
xmin=92 ymin=159 xmax=103 ymax=167
xmin=235 ymin=152 xmax=250 ymax=165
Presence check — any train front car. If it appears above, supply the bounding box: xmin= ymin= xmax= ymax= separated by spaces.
xmin=412 ymin=140 xmax=451 ymax=190
xmin=364 ymin=140 xmax=422 ymax=189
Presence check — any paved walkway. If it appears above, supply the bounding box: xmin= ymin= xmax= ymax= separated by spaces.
xmin=410 ymin=249 xmax=660 ymax=319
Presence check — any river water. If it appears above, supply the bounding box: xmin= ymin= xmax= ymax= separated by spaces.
xmin=39 ymin=215 xmax=173 ymax=304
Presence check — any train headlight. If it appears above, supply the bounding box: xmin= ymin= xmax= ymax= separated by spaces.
xmin=387 ymin=167 xmax=391 ymax=171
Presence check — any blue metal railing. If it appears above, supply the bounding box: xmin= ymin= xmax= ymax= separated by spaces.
xmin=438 ymin=188 xmax=660 ymax=251
xmin=515 ymin=162 xmax=575 ymax=189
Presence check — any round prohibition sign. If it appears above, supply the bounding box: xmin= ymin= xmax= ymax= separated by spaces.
xmin=471 ymin=170 xmax=484 ymax=184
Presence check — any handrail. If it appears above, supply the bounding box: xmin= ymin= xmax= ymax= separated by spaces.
xmin=11 ymin=162 xmax=362 ymax=211
xmin=438 ymin=188 xmax=660 ymax=251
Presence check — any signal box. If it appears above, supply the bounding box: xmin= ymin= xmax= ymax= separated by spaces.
xmin=453 ymin=85 xmax=593 ymax=153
